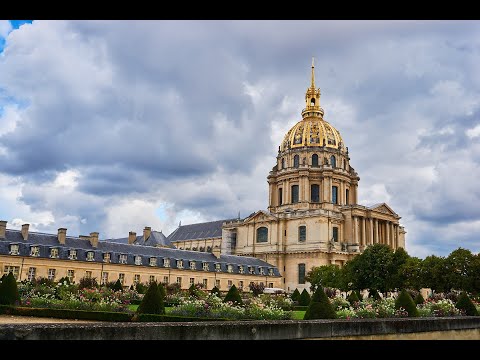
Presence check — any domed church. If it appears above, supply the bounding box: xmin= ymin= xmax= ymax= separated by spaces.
xmin=169 ymin=60 xmax=406 ymax=292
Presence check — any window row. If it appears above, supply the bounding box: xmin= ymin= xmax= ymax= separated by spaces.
xmin=281 ymin=155 xmax=347 ymax=169
xmin=277 ymin=185 xmax=350 ymax=205
xmin=257 ymin=225 xmax=338 ymax=243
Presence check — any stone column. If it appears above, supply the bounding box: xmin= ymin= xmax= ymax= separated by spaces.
xmin=375 ymin=219 xmax=379 ymax=244
xmin=285 ymin=180 xmax=290 ymax=204
xmin=369 ymin=218 xmax=374 ymax=245
xmin=353 ymin=216 xmax=358 ymax=244
xmin=362 ymin=217 xmax=366 ymax=246
xmin=305 ymin=176 xmax=310 ymax=203
xmin=386 ymin=221 xmax=390 ymax=247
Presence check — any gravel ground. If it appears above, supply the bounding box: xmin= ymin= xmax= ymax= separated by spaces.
xmin=0 ymin=315 xmax=99 ymax=324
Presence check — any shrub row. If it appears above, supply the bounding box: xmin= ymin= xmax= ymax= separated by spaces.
xmin=136 ymin=314 xmax=232 ymax=322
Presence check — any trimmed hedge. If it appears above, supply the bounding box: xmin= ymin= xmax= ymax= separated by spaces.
xmin=136 ymin=314 xmax=233 ymax=322
xmin=395 ymin=289 xmax=419 ymax=317
xmin=137 ymin=282 xmax=165 ymax=315
xmin=347 ymin=291 xmax=360 ymax=304
xmin=292 ymin=306 xmax=308 ymax=311
xmin=414 ymin=293 xmax=425 ymax=305
xmin=298 ymin=289 xmax=311 ymax=306
xmin=303 ymin=286 xmax=336 ymax=320
xmin=0 ymin=305 xmax=133 ymax=322
xmin=0 ymin=272 xmax=20 ymax=305
xmin=211 ymin=286 xmax=221 ymax=297
xmin=223 ymin=284 xmax=243 ymax=306
xmin=456 ymin=292 xmax=479 ymax=316
xmin=291 ymin=289 xmax=301 ymax=302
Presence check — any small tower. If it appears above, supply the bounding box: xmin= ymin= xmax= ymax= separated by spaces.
xmin=302 ymin=57 xmax=324 ymax=119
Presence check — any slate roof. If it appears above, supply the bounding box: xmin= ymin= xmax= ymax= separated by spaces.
xmin=167 ymin=219 xmax=236 ymax=242
xmin=0 ymin=229 xmax=280 ymax=276
xmin=105 ymin=230 xmax=171 ymax=247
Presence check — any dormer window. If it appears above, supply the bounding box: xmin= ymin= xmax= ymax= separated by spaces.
xmin=68 ymin=249 xmax=77 ymax=260
xmin=103 ymin=253 xmax=111 ymax=263
xmin=86 ymin=251 xmax=95 ymax=261
xmin=189 ymin=261 xmax=196 ymax=270
xmin=119 ymin=254 xmax=128 ymax=264
xmin=249 ymin=266 xmax=255 ymax=275
xmin=9 ymin=244 xmax=19 ymax=255
xmin=149 ymin=257 xmax=157 ymax=267
xmin=177 ymin=260 xmax=184 ymax=269
xmin=163 ymin=258 xmax=170 ymax=268
xmin=227 ymin=264 xmax=233 ymax=273
xmin=215 ymin=263 xmax=221 ymax=272
xmin=30 ymin=246 xmax=40 ymax=257
xmin=238 ymin=265 xmax=245 ymax=274
xmin=268 ymin=268 xmax=274 ymax=276
xmin=50 ymin=248 xmax=59 ymax=259
xmin=202 ymin=262 xmax=209 ymax=271
xmin=259 ymin=267 xmax=265 ymax=276
xmin=135 ymin=256 xmax=142 ymax=265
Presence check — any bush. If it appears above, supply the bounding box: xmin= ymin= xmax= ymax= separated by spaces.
xmin=158 ymin=282 xmax=166 ymax=300
xmin=356 ymin=290 xmax=363 ymax=301
xmin=291 ymin=289 xmax=301 ymax=302
xmin=211 ymin=286 xmax=221 ymax=297
xmin=414 ymin=292 xmax=425 ymax=305
xmin=456 ymin=292 xmax=479 ymax=316
xmin=57 ymin=276 xmax=71 ymax=285
xmin=78 ymin=277 xmax=99 ymax=290
xmin=166 ymin=283 xmax=181 ymax=295
xmin=223 ymin=284 xmax=243 ymax=306
xmin=347 ymin=291 xmax=360 ymax=304
xmin=394 ymin=289 xmax=418 ymax=317
xmin=303 ymin=286 xmax=336 ymax=320
xmin=445 ymin=291 xmax=459 ymax=303
xmin=368 ymin=289 xmax=381 ymax=301
xmin=135 ymin=282 xmax=149 ymax=294
xmin=112 ymin=279 xmax=123 ymax=292
xmin=0 ymin=272 xmax=20 ymax=305
xmin=324 ymin=287 xmax=337 ymax=299
xmin=137 ymin=282 xmax=165 ymax=315
xmin=298 ymin=289 xmax=311 ymax=306
xmin=249 ymin=282 xmax=265 ymax=297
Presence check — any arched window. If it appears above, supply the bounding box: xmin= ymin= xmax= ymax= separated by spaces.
xmin=298 ymin=226 xmax=306 ymax=242
xmin=330 ymin=155 xmax=336 ymax=168
xmin=310 ymin=98 xmax=315 ymax=106
xmin=332 ymin=227 xmax=339 ymax=242
xmin=291 ymin=185 xmax=299 ymax=203
xmin=312 ymin=154 xmax=319 ymax=167
xmin=281 ymin=158 xmax=285 ymax=169
xmin=332 ymin=186 xmax=338 ymax=204
xmin=311 ymin=184 xmax=320 ymax=202
xmin=294 ymin=155 xmax=300 ymax=168
xmin=256 ymin=227 xmax=268 ymax=243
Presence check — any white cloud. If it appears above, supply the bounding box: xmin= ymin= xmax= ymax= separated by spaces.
xmin=0 ymin=20 xmax=12 ymax=38
xmin=466 ymin=124 xmax=480 ymax=139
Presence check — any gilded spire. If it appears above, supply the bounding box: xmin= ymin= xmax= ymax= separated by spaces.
xmin=311 ymin=57 xmax=315 ymax=88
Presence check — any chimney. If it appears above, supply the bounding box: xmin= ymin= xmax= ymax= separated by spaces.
xmin=143 ymin=226 xmax=151 ymax=241
xmin=21 ymin=223 xmax=30 ymax=241
xmin=58 ymin=228 xmax=67 ymax=245
xmin=128 ymin=231 xmax=136 ymax=245
xmin=89 ymin=232 xmax=99 ymax=248
xmin=212 ymin=245 xmax=221 ymax=259
xmin=0 ymin=220 xmax=6 ymax=239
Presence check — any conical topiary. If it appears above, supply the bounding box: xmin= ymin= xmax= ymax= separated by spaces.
xmin=112 ymin=279 xmax=123 ymax=292
xmin=137 ymin=282 xmax=165 ymax=315
xmin=211 ymin=286 xmax=221 ymax=297
xmin=356 ymin=290 xmax=363 ymax=301
xmin=158 ymin=282 xmax=166 ymax=300
xmin=414 ymin=292 xmax=425 ymax=305
xmin=298 ymin=289 xmax=311 ymax=306
xmin=0 ymin=272 xmax=20 ymax=305
xmin=395 ymin=289 xmax=418 ymax=317
xmin=291 ymin=288 xmax=301 ymax=302
xmin=223 ymin=284 xmax=243 ymax=306
xmin=456 ymin=292 xmax=479 ymax=316
xmin=369 ymin=289 xmax=382 ymax=301
xmin=347 ymin=291 xmax=360 ymax=304
xmin=303 ymin=286 xmax=336 ymax=320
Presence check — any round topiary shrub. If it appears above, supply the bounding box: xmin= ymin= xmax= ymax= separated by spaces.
xmin=456 ymin=292 xmax=479 ymax=316
xmin=0 ymin=272 xmax=20 ymax=305
xmin=347 ymin=291 xmax=360 ymax=304
xmin=137 ymin=282 xmax=165 ymax=315
xmin=414 ymin=292 xmax=425 ymax=305
xmin=223 ymin=284 xmax=243 ymax=306
xmin=303 ymin=286 xmax=336 ymax=320
xmin=291 ymin=288 xmax=301 ymax=302
xmin=298 ymin=289 xmax=311 ymax=306
xmin=211 ymin=286 xmax=221 ymax=297
xmin=395 ymin=289 xmax=418 ymax=317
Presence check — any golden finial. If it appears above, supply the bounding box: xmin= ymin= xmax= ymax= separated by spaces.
xmin=311 ymin=57 xmax=315 ymax=88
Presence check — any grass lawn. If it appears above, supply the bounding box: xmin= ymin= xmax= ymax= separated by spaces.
xmin=128 ymin=304 xmax=173 ymax=313
xmin=291 ymin=310 xmax=305 ymax=320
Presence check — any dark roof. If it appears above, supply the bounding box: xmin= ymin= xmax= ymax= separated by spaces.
xmin=104 ymin=230 xmax=171 ymax=248
xmin=0 ymin=229 xmax=280 ymax=276
xmin=167 ymin=219 xmax=236 ymax=242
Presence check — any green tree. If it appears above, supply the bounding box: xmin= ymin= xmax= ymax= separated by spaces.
xmin=455 ymin=292 xmax=478 ymax=316
xmin=394 ymin=289 xmax=418 ymax=317
xmin=420 ymin=255 xmax=448 ymax=293
xmin=386 ymin=247 xmax=410 ymax=291
xmin=298 ymin=289 xmax=311 ymax=306
xmin=291 ymin=289 xmax=301 ymax=302
xmin=414 ymin=292 xmax=425 ymax=305
xmin=0 ymin=272 xmax=20 ymax=305
xmin=211 ymin=286 xmax=221 ymax=297
xmin=400 ymin=257 xmax=423 ymax=291
xmin=445 ymin=248 xmax=476 ymax=293
xmin=305 ymin=264 xmax=344 ymax=292
xmin=158 ymin=282 xmax=166 ymax=300
xmin=303 ymin=286 xmax=336 ymax=320
xmin=223 ymin=284 xmax=243 ymax=306
xmin=137 ymin=282 xmax=165 ymax=315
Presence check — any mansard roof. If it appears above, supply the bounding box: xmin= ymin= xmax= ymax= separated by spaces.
xmin=167 ymin=219 xmax=236 ymax=242
xmin=107 ymin=230 xmax=171 ymax=247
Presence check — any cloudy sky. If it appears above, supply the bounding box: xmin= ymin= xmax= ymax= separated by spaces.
xmin=1 ymin=20 xmax=480 ymax=258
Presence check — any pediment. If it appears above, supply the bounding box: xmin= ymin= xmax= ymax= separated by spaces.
xmin=243 ymin=210 xmax=277 ymax=224
xmin=369 ymin=203 xmax=398 ymax=217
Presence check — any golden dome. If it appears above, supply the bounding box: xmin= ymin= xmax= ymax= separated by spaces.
xmin=280 ymin=58 xmax=345 ymax=152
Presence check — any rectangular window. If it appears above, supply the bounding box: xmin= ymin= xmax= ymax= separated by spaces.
xmin=215 ymin=263 xmax=221 ymax=272
xmin=48 ymin=268 xmax=56 ymax=281
xmin=177 ymin=260 xmax=184 ymax=269
xmin=298 ymin=226 xmax=306 ymax=242
xmin=163 ymin=258 xmax=170 ymax=268
xmin=176 ymin=277 xmax=182 ymax=285
xmin=190 ymin=261 xmax=196 ymax=270
xmin=27 ymin=267 xmax=36 ymax=281
xmin=269 ymin=282 xmax=274 ymax=288
xmin=345 ymin=189 xmax=349 ymax=205
xmin=119 ymin=273 xmax=125 ymax=285
xmin=9 ymin=244 xmax=19 ymax=255
xmin=202 ymin=262 xmax=209 ymax=271
xmin=215 ymin=279 xmax=220 ymax=289
xmin=101 ymin=272 xmax=109 ymax=285
xmin=259 ymin=267 xmax=265 ymax=275
xmin=227 ymin=280 xmax=232 ymax=289
xmin=134 ymin=274 xmax=141 ymax=284
xmin=298 ymin=264 xmax=306 ymax=284
xmin=68 ymin=249 xmax=77 ymax=260
xmin=238 ymin=281 xmax=243 ymax=290
xmin=30 ymin=246 xmax=40 ymax=257
xmin=149 ymin=257 xmax=157 ymax=267
xmin=189 ymin=277 xmax=195 ymax=285
xmin=3 ymin=266 xmax=20 ymax=280
xmin=67 ymin=269 xmax=75 ymax=283
xmin=238 ymin=265 xmax=245 ymax=274
xmin=50 ymin=248 xmax=59 ymax=258
xmin=103 ymin=253 xmax=110 ymax=263
xmin=333 ymin=227 xmax=339 ymax=242
xmin=248 ymin=266 xmax=255 ymax=275
xmin=332 ymin=186 xmax=338 ymax=204
xmin=268 ymin=268 xmax=274 ymax=276
xmin=163 ymin=276 xmax=169 ymax=284
xmin=203 ymin=279 xmax=208 ymax=288
xmin=119 ymin=254 xmax=127 ymax=264
xmin=135 ymin=256 xmax=142 ymax=266
xmin=85 ymin=271 xmax=92 ymax=279
xmin=149 ymin=275 xmax=155 ymax=283
xmin=278 ymin=188 xmax=283 ymax=205
xmin=227 ymin=264 xmax=233 ymax=273
xmin=86 ymin=251 xmax=95 ymax=261
xmin=311 ymin=184 xmax=320 ymax=202
xmin=291 ymin=185 xmax=299 ymax=203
